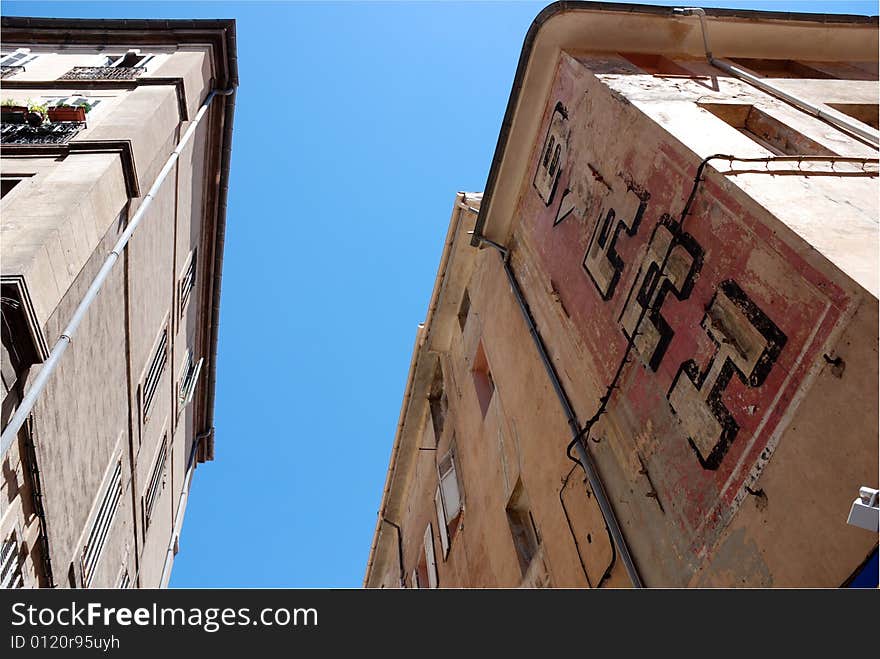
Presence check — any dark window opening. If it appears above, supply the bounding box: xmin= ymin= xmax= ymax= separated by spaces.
xmin=457 ymin=289 xmax=470 ymax=333
xmin=428 ymin=360 xmax=446 ymax=444
xmin=620 ymin=52 xmax=695 ymax=76
xmin=506 ymin=479 xmax=541 ymax=576
xmin=700 ymin=103 xmax=836 ymax=156
xmin=1 ymin=177 xmax=22 ymax=198
xmin=472 ymin=341 xmax=494 ymax=418
xmin=729 ymin=58 xmax=836 ymax=79
xmin=1 ymin=285 xmax=42 ymax=394
xmin=104 ymin=51 xmax=151 ymax=68
xmin=828 ymin=103 xmax=879 ymax=130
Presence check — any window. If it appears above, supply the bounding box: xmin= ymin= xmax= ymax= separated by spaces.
xmin=81 ymin=460 xmax=123 ymax=588
xmin=179 ymin=249 xmax=198 ymax=318
xmin=60 ymin=50 xmax=153 ymax=81
xmin=729 ymin=58 xmax=835 ymax=79
xmin=117 ymin=569 xmax=131 ymax=589
xmin=827 ymin=104 xmax=879 ymax=130
xmin=457 ymin=289 xmax=471 ymax=332
xmin=143 ymin=437 xmax=167 ymax=531
xmin=620 ymin=52 xmax=695 ymax=76
xmin=44 ymin=95 xmax=102 ymax=115
xmin=45 ymin=95 xmax=100 ymax=108
xmin=142 ymin=326 xmax=168 ymax=422
xmin=102 ymin=50 xmax=153 ymax=68
xmin=0 ymin=48 xmax=38 ymax=69
xmin=434 ymin=448 xmax=463 ymax=558
xmin=472 ymin=341 xmax=495 ymax=418
xmin=0 ymin=175 xmax=31 ymax=200
xmin=506 ymin=479 xmax=541 ymax=577
xmin=428 ymin=361 xmax=446 ymax=444
xmin=700 ymin=103 xmax=836 ymax=156
xmin=177 ymin=349 xmax=203 ymax=412
xmin=1 ymin=532 xmax=24 ymax=589
xmin=533 ymin=103 xmax=568 ymax=205
xmin=419 ymin=524 xmax=438 ymax=589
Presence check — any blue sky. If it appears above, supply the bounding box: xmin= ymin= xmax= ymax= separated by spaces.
xmin=3 ymin=1 xmax=876 ymax=587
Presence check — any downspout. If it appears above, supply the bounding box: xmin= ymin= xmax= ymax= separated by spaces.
xmin=473 ymin=233 xmax=644 ymax=588
xmin=158 ymin=429 xmax=208 ymax=588
xmin=674 ymin=7 xmax=880 ymax=147
xmin=0 ymin=87 xmax=235 ymax=460
xmin=381 ymin=518 xmax=406 ymax=588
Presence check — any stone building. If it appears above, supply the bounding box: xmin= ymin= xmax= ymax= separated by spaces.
xmin=0 ymin=18 xmax=237 ymax=588
xmin=365 ymin=3 xmax=878 ymax=588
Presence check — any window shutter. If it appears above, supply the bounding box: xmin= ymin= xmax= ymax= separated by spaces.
xmin=1 ymin=533 xmax=23 ymax=589
xmin=438 ymin=451 xmax=461 ymax=518
xmin=1 ymin=48 xmax=34 ymax=67
xmin=144 ymin=438 xmax=168 ymax=527
xmin=424 ymin=524 xmax=438 ymax=589
xmin=143 ymin=328 xmax=168 ymax=419
xmin=435 ymin=486 xmax=449 ymax=558
xmin=81 ymin=461 xmax=123 ymax=587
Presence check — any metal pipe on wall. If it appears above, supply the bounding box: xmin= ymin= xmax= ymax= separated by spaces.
xmin=475 ymin=234 xmax=644 ymax=588
xmin=0 ymin=87 xmax=234 ymax=460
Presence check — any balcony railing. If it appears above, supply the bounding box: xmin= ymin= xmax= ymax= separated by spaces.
xmin=0 ymin=66 xmax=24 ymax=79
xmin=59 ymin=66 xmax=145 ymax=81
xmin=1 ymin=121 xmax=85 ymax=145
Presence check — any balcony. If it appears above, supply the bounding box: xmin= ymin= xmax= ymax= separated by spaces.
xmin=1 ymin=121 xmax=85 ymax=145
xmin=0 ymin=66 xmax=24 ymax=79
xmin=59 ymin=66 xmax=145 ymax=81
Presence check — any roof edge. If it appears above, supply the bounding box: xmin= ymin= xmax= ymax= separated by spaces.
xmin=471 ymin=0 xmax=878 ymax=246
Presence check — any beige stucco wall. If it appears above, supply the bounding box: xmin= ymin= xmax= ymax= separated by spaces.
xmin=1 ymin=44 xmax=220 ymax=588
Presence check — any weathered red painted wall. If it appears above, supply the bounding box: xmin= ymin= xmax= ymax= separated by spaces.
xmin=517 ymin=53 xmax=864 ymax=562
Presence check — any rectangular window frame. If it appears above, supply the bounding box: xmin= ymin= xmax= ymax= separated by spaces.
xmin=435 ymin=447 xmax=463 ymax=560
xmin=423 ymin=524 xmax=438 ymax=589
xmin=81 ymin=460 xmax=123 ymax=588
xmin=472 ymin=340 xmax=495 ymax=418
xmin=506 ymin=479 xmax=542 ymax=578
xmin=102 ymin=50 xmax=155 ymax=69
xmin=142 ymin=436 xmax=168 ymax=535
xmin=140 ymin=322 xmax=169 ymax=426
xmin=177 ymin=348 xmax=203 ymax=414
xmin=0 ymin=48 xmax=38 ymax=67
xmin=178 ymin=248 xmax=198 ymax=321
xmin=699 ymin=103 xmax=836 ymax=157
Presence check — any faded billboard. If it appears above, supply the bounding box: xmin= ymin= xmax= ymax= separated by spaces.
xmin=518 ymin=56 xmax=852 ymax=557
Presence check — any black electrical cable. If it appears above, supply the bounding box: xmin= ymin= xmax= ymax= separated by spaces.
xmin=558 ymin=465 xmax=592 ymax=588
xmin=565 ymin=153 xmax=736 ymax=462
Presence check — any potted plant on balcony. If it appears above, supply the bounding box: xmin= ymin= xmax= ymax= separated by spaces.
xmin=1 ymin=99 xmax=28 ymax=124
xmin=47 ymin=100 xmax=92 ymax=123
xmin=25 ymin=102 xmax=48 ymax=127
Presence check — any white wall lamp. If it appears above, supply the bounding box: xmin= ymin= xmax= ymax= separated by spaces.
xmin=847 ymin=486 xmax=879 ymax=532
